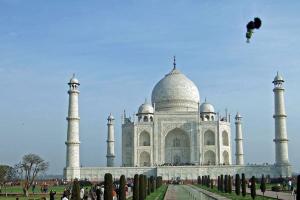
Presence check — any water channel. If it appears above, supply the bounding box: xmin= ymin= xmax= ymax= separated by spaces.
xmin=164 ymin=184 xmax=219 ymax=200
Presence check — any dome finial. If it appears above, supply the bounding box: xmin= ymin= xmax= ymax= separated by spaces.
xmin=173 ymin=56 xmax=176 ymax=70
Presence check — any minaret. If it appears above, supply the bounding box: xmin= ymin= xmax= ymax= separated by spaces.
xmin=106 ymin=113 xmax=115 ymax=167
xmin=65 ymin=74 xmax=80 ymax=179
xmin=235 ymin=112 xmax=244 ymax=165
xmin=273 ymin=72 xmax=289 ymax=165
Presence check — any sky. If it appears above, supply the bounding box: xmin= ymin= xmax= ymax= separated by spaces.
xmin=0 ymin=0 xmax=299 ymax=175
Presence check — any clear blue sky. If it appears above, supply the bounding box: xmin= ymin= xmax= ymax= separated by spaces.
xmin=0 ymin=0 xmax=299 ymax=175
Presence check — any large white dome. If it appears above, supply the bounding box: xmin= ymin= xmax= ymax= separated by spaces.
xmin=151 ymin=68 xmax=200 ymax=111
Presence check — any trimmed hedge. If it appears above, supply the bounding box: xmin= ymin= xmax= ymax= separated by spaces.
xmin=104 ymin=173 xmax=113 ymax=200
xmin=133 ymin=174 xmax=139 ymax=200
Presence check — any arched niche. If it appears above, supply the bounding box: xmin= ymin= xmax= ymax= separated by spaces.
xmin=165 ymin=128 xmax=190 ymax=165
xmin=203 ymin=150 xmax=216 ymax=165
xmin=223 ymin=150 xmax=229 ymax=165
xmin=139 ymin=151 xmax=150 ymax=166
xmin=204 ymin=130 xmax=215 ymax=145
xmin=222 ymin=131 xmax=229 ymax=146
xmin=139 ymin=131 xmax=150 ymax=146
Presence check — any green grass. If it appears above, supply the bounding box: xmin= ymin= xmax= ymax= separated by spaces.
xmin=0 ymin=194 xmax=49 ymax=200
xmin=145 ymin=185 xmax=168 ymax=200
xmin=196 ymin=185 xmax=276 ymax=200
xmin=0 ymin=186 xmax=68 ymax=194
xmin=127 ymin=185 xmax=168 ymax=200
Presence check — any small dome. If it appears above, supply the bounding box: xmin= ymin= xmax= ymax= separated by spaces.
xmin=151 ymin=68 xmax=200 ymax=111
xmin=107 ymin=113 xmax=114 ymax=120
xmin=69 ymin=74 xmax=79 ymax=84
xmin=235 ymin=112 xmax=242 ymax=119
xmin=138 ymin=100 xmax=154 ymax=114
xmin=273 ymin=72 xmax=284 ymax=83
xmin=200 ymin=101 xmax=215 ymax=113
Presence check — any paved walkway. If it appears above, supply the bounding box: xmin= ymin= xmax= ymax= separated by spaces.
xmin=164 ymin=184 xmax=228 ymax=200
xmin=246 ymin=188 xmax=295 ymax=200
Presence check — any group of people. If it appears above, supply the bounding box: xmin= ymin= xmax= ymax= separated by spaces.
xmin=60 ymin=181 xmax=132 ymax=200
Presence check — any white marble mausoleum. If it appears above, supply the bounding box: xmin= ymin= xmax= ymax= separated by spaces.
xmin=64 ymin=60 xmax=292 ymax=181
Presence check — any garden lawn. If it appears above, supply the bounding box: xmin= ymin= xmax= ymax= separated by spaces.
xmin=145 ymin=185 xmax=168 ymax=200
xmin=127 ymin=185 xmax=168 ymax=200
xmin=1 ymin=186 xmax=67 ymax=194
xmin=196 ymin=185 xmax=276 ymax=200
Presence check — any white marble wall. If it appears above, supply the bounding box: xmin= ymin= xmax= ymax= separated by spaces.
xmin=64 ymin=164 xmax=292 ymax=181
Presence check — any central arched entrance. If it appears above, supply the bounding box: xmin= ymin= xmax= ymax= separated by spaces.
xmin=165 ymin=128 xmax=190 ymax=165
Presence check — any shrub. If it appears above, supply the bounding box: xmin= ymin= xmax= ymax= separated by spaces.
xmin=150 ymin=176 xmax=154 ymax=193
xmin=260 ymin=174 xmax=266 ymax=196
xmin=224 ymin=175 xmax=228 ymax=193
xmin=211 ymin=179 xmax=214 ymax=189
xmin=220 ymin=175 xmax=224 ymax=192
xmin=250 ymin=176 xmax=256 ymax=199
xmin=144 ymin=175 xmax=148 ymax=198
xmin=228 ymin=176 xmax=232 ymax=193
xmin=235 ymin=174 xmax=241 ymax=196
xmin=296 ymin=175 xmax=300 ymax=200
xmin=207 ymin=175 xmax=210 ymax=187
xmin=242 ymin=173 xmax=246 ymax=197
xmin=197 ymin=176 xmax=201 ymax=184
xmin=104 ymin=173 xmax=113 ymax=200
xmin=133 ymin=174 xmax=139 ymax=200
xmin=271 ymin=185 xmax=280 ymax=192
xmin=71 ymin=179 xmax=80 ymax=200
xmin=139 ymin=174 xmax=144 ymax=200
xmin=119 ymin=175 xmax=126 ymax=200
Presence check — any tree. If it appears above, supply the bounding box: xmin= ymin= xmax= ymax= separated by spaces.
xmin=150 ymin=176 xmax=154 ymax=193
xmin=71 ymin=179 xmax=80 ymax=200
xmin=217 ymin=176 xmax=220 ymax=191
xmin=104 ymin=173 xmax=113 ymax=200
xmin=197 ymin=176 xmax=201 ymax=184
xmin=242 ymin=173 xmax=246 ymax=197
xmin=16 ymin=154 xmax=49 ymax=196
xmin=133 ymin=174 xmax=139 ymax=200
xmin=0 ymin=165 xmax=16 ymax=196
xmin=228 ymin=176 xmax=232 ymax=193
xmin=207 ymin=175 xmax=210 ymax=187
xmin=250 ymin=176 xmax=256 ymax=199
xmin=224 ymin=175 xmax=228 ymax=193
xmin=211 ymin=179 xmax=214 ymax=189
xmin=235 ymin=174 xmax=241 ymax=195
xmin=220 ymin=175 xmax=224 ymax=192
xmin=147 ymin=177 xmax=151 ymax=195
xmin=119 ymin=175 xmax=126 ymax=200
xmin=296 ymin=175 xmax=300 ymax=200
xmin=260 ymin=174 xmax=266 ymax=196
xmin=139 ymin=174 xmax=144 ymax=200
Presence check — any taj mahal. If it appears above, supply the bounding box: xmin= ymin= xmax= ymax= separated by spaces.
xmin=64 ymin=59 xmax=292 ymax=181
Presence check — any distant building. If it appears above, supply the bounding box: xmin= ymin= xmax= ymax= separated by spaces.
xmin=64 ymin=60 xmax=291 ymax=181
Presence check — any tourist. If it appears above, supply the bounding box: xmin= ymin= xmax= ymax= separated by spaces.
xmin=84 ymin=188 xmax=89 ymax=200
xmin=95 ymin=186 xmax=101 ymax=200
xmin=80 ymin=188 xmax=85 ymax=200
xmin=32 ymin=183 xmax=36 ymax=194
xmin=49 ymin=190 xmax=56 ymax=200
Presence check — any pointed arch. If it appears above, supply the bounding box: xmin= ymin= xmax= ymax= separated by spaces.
xmin=139 ymin=151 xmax=150 ymax=166
xmin=165 ymin=128 xmax=190 ymax=164
xmin=222 ymin=131 xmax=229 ymax=146
xmin=223 ymin=150 xmax=229 ymax=165
xmin=204 ymin=130 xmax=215 ymax=145
xmin=204 ymin=150 xmax=216 ymax=165
xmin=139 ymin=131 xmax=150 ymax=146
